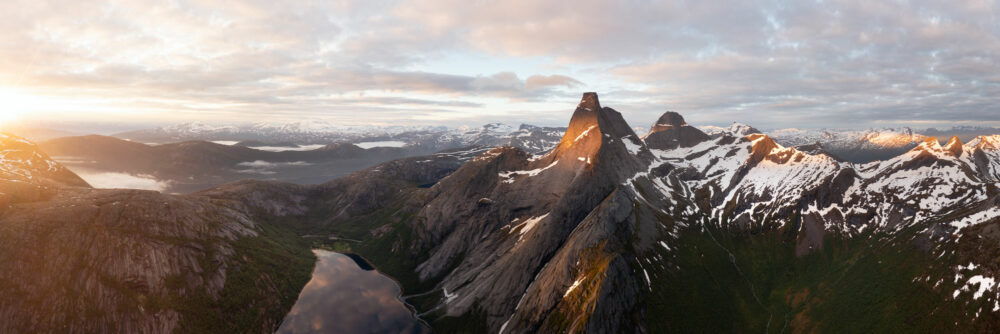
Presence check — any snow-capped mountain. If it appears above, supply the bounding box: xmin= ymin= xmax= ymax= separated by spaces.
xmin=924 ymin=126 xmax=1000 ymax=142
xmin=698 ymin=125 xmax=931 ymax=163
xmin=115 ymin=121 xmax=565 ymax=154
xmin=699 ymin=122 xmax=761 ymax=138
xmin=118 ymin=120 xmax=448 ymax=144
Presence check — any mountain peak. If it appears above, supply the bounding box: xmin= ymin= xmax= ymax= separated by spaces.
xmin=645 ymin=111 xmax=710 ymax=150
xmin=578 ymin=92 xmax=600 ymax=111
xmin=971 ymin=135 xmax=1000 ymax=150
xmin=919 ymin=136 xmax=942 ymax=150
xmin=555 ymin=93 xmax=602 ymax=149
xmin=729 ymin=123 xmax=762 ymax=136
xmin=945 ymin=136 xmax=964 ymax=156
xmin=651 ymin=111 xmax=687 ymax=131
xmin=542 ymin=93 xmax=650 ymax=172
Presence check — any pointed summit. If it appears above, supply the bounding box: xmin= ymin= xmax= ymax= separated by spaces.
xmin=539 ymin=93 xmax=651 ymax=178
xmin=644 ymin=111 xmax=710 ymax=150
xmin=556 ymin=93 xmax=601 ymax=148
xmin=578 ymin=92 xmax=600 ymax=111
xmin=945 ymin=136 xmax=964 ymax=156
xmin=918 ymin=136 xmax=942 ymax=150
xmin=552 ymin=92 xmax=645 ymax=154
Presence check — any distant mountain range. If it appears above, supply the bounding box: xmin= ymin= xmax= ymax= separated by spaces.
xmin=4 ymin=93 xmax=1000 ymax=332
xmin=114 ymin=121 xmax=565 ymax=154
xmin=110 ymin=118 xmax=999 ymax=166
xmin=38 ymin=123 xmax=565 ymax=194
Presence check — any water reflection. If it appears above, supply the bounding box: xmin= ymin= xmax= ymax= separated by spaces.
xmin=276 ymin=250 xmax=430 ymax=334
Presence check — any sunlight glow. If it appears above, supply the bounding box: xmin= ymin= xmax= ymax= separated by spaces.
xmin=0 ymin=87 xmax=31 ymax=126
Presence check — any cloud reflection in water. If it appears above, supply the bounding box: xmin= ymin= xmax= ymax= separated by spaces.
xmin=276 ymin=250 xmax=429 ymax=334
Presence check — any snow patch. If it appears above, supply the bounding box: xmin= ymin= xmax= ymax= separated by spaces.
xmin=574 ymin=125 xmax=597 ymax=142
xmin=249 ymin=144 xmax=326 ymax=152
xmin=951 ymin=207 xmax=1000 ymax=231
xmin=622 ymin=135 xmax=643 ymax=155
xmin=564 ymin=278 xmax=583 ymax=297
xmin=498 ymin=161 xmax=558 ymax=184
xmin=443 ymin=287 xmax=458 ymax=304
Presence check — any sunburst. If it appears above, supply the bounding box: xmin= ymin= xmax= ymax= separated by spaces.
xmin=0 ymin=87 xmax=30 ymax=126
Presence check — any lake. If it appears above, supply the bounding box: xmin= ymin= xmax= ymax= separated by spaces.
xmin=276 ymin=250 xmax=430 ymax=334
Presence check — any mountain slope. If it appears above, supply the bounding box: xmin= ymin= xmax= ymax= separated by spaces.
xmin=0 ymin=133 xmax=90 ymax=206
xmin=0 ymin=134 xmax=315 ymax=333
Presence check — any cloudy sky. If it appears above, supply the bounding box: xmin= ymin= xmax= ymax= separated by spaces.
xmin=2 ymin=0 xmax=999 ymax=130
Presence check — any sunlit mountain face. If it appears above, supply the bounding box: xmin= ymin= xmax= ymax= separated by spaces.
xmin=3 ymin=0 xmax=1000 ymax=333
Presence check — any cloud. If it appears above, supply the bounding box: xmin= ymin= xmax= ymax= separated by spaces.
xmin=237 ymin=160 xmax=311 ymax=168
xmin=525 ymin=75 xmax=582 ymax=90
xmin=73 ymin=170 xmax=170 ymax=192
xmin=2 ymin=0 xmax=999 ymax=129
xmin=236 ymin=160 xmax=312 ymax=174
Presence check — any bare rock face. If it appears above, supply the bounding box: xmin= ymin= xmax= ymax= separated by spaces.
xmin=0 ymin=189 xmax=255 ymax=332
xmin=0 ymin=136 xmax=313 ymax=333
xmin=398 ymin=93 xmax=662 ymax=332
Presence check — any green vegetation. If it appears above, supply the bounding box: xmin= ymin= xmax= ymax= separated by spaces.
xmin=644 ymin=216 xmax=977 ymax=333
xmin=166 ymin=218 xmax=315 ymax=333
xmin=429 ymin=307 xmax=490 ymax=334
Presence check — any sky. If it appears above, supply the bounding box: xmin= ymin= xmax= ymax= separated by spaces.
xmin=1 ymin=0 xmax=999 ymax=131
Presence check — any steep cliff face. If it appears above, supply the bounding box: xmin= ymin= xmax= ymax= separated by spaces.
xmin=0 ymin=135 xmax=314 ymax=333
xmin=375 ymin=93 xmax=659 ymax=331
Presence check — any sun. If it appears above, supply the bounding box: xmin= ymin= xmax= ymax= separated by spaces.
xmin=0 ymin=87 xmax=31 ymax=126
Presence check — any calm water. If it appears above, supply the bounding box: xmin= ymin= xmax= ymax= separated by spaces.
xmin=276 ymin=250 xmax=430 ymax=334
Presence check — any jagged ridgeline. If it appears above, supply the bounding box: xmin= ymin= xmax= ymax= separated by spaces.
xmin=284 ymin=93 xmax=1000 ymax=333
xmin=4 ymin=92 xmax=1000 ymax=333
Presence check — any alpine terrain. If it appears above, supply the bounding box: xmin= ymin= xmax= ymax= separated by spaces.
xmin=3 ymin=93 xmax=1000 ymax=333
